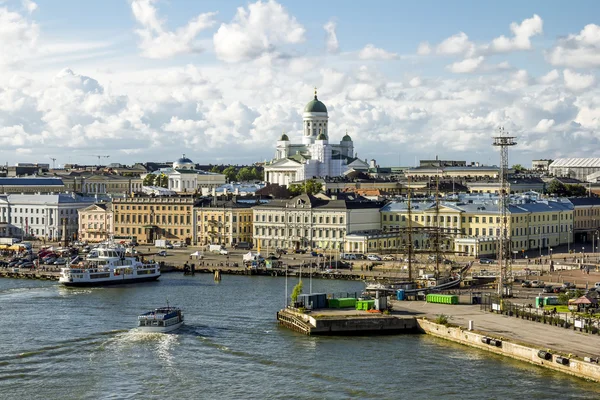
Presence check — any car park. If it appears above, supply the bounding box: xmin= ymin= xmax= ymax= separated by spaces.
xmin=367 ymin=254 xmax=382 ymax=261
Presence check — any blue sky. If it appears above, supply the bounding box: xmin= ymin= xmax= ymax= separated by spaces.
xmin=1 ymin=0 xmax=599 ymax=167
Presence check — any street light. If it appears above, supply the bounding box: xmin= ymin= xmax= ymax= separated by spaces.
xmin=568 ymin=227 xmax=572 ymax=254
xmin=538 ymin=227 xmax=542 ymax=258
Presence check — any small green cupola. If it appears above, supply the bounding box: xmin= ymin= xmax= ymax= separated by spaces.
xmin=279 ymin=132 xmax=289 ymax=141
xmin=317 ymin=132 xmax=327 ymax=140
xmin=342 ymin=131 xmax=352 ymax=142
xmin=304 ymin=88 xmax=328 ymax=113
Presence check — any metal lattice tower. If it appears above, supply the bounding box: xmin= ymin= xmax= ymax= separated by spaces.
xmin=493 ymin=127 xmax=517 ymax=298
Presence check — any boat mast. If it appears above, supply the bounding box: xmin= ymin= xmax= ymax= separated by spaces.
xmin=434 ymin=171 xmax=441 ymax=280
xmin=407 ymin=176 xmax=413 ymax=282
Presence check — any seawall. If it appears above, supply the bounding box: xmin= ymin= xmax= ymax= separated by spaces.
xmin=417 ymin=318 xmax=600 ymax=383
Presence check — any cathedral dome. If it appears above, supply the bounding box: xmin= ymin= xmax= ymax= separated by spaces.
xmin=173 ymin=154 xmax=195 ymax=170
xmin=304 ymin=93 xmax=327 ymax=113
xmin=342 ymin=133 xmax=352 ymax=142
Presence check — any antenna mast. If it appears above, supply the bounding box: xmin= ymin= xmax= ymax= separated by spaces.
xmin=493 ymin=127 xmax=517 ymax=298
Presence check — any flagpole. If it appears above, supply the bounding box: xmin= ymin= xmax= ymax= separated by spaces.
xmin=309 ymin=261 xmax=312 ymax=293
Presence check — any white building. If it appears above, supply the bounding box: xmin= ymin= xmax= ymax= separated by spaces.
xmin=0 ymin=194 xmax=95 ymax=241
xmin=142 ymin=155 xmax=226 ymax=194
xmin=549 ymin=158 xmax=600 ymax=181
xmin=264 ymin=91 xmax=368 ymax=187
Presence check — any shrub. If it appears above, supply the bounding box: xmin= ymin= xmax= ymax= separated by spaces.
xmin=435 ymin=314 xmax=451 ymax=326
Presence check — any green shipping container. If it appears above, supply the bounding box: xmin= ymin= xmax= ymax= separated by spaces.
xmin=426 ymin=294 xmax=458 ymax=305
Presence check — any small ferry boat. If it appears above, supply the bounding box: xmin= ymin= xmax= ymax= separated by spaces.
xmin=137 ymin=306 xmax=184 ymax=333
xmin=58 ymin=242 xmax=160 ymax=287
xmin=364 ymin=273 xmax=462 ymax=296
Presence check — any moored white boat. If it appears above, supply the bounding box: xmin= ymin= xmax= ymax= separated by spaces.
xmin=58 ymin=242 xmax=160 ymax=286
xmin=137 ymin=306 xmax=184 ymax=333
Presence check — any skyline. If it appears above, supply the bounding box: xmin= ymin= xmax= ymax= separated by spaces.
xmin=1 ymin=0 xmax=599 ymax=167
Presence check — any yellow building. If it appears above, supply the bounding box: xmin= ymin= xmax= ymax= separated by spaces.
xmin=569 ymin=198 xmax=600 ymax=243
xmin=194 ymin=199 xmax=253 ymax=246
xmin=380 ymin=197 xmax=574 ymax=257
xmin=78 ymin=203 xmax=113 ymax=243
xmin=113 ymin=196 xmax=195 ymax=244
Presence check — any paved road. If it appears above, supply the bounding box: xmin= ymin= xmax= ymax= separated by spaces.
xmin=393 ymin=300 xmax=600 ymax=359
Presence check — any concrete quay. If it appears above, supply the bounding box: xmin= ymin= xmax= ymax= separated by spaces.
xmin=394 ymin=300 xmax=600 ymax=382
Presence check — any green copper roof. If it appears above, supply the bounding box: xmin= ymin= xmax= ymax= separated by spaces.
xmin=342 ymin=134 xmax=352 ymax=142
xmin=304 ymin=95 xmax=328 ymax=113
xmin=317 ymin=133 xmax=328 ymax=140
xmin=279 ymin=133 xmax=289 ymax=141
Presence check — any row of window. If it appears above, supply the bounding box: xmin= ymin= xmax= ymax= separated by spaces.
xmin=382 ymin=213 xmax=572 ymax=224
xmin=254 ymin=227 xmax=345 ymax=238
xmin=255 ymin=214 xmax=344 ymax=224
xmin=117 ymin=227 xmax=191 ymax=235
xmin=117 ymin=214 xmax=191 ymax=224
xmin=200 ymin=215 xmax=251 ymax=223
xmin=114 ymin=205 xmax=190 ymax=211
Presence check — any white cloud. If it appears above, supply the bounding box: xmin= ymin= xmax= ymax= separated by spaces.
xmin=489 ymin=14 xmax=542 ymax=53
xmin=563 ymin=69 xmax=596 ymax=91
xmin=358 ymin=44 xmax=398 ymax=60
xmin=0 ymin=6 xmax=39 ymax=67
xmin=22 ymin=0 xmax=37 ymax=13
xmin=213 ymin=0 xmax=305 ymax=63
xmin=436 ymin=32 xmax=474 ymax=56
xmin=533 ymin=118 xmax=554 ymax=132
xmin=409 ymin=77 xmax=422 ymax=88
xmin=417 ymin=41 xmax=431 ymax=55
xmin=547 ymin=24 xmax=600 ymax=68
xmin=447 ymin=56 xmax=484 ymax=73
xmin=323 ymin=20 xmax=339 ymax=53
xmin=539 ymin=69 xmax=559 ymax=84
xmin=130 ymin=0 xmax=216 ymax=59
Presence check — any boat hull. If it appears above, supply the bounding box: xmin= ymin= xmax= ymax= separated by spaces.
xmin=137 ymin=321 xmax=184 ymax=333
xmin=60 ymin=275 xmax=160 ymax=287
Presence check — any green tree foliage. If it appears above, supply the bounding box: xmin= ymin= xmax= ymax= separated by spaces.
xmin=210 ymin=166 xmax=221 ymax=173
xmin=288 ymin=179 xmax=323 ymax=196
xmin=156 ymin=173 xmax=169 ymax=188
xmin=512 ymin=164 xmax=525 ymax=173
xmin=236 ymin=167 xmax=255 ymax=182
xmin=250 ymin=167 xmax=263 ymax=181
xmin=291 ymin=281 xmax=303 ymax=303
xmin=143 ymin=174 xmax=156 ymax=186
xmin=546 ymin=180 xmax=588 ymax=197
xmin=222 ymin=166 xmax=237 ymax=182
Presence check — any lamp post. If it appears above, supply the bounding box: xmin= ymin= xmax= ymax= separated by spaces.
xmin=568 ymin=227 xmax=572 ymax=254
xmin=538 ymin=227 xmax=542 ymax=258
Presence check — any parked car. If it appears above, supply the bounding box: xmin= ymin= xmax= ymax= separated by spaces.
xmin=165 ymin=243 xmax=174 ymax=249
xmin=562 ymin=282 xmax=576 ymax=289
xmin=294 ymin=248 xmax=306 ymax=254
xmin=53 ymin=258 xmax=67 ymax=265
xmin=530 ymin=280 xmax=544 ymax=288
xmin=310 ymin=251 xmax=323 ymax=257
xmin=479 ymin=258 xmax=494 ymax=264
xmin=0 ymin=260 xmax=8 ymax=267
xmin=553 ymin=286 xmax=565 ymax=293
xmin=542 ymin=285 xmax=554 ymax=293
xmin=219 ymin=249 xmax=229 ymax=255
xmin=521 ymin=280 xmax=531 ymax=288
xmin=367 ymin=254 xmax=382 ymax=261
xmin=157 ymin=250 xmax=167 ymax=257
xmin=382 ymin=255 xmax=395 ymax=261
xmin=20 ymin=261 xmax=34 ymax=268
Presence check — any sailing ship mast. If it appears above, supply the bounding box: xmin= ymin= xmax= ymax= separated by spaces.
xmin=407 ymin=176 xmax=413 ymax=282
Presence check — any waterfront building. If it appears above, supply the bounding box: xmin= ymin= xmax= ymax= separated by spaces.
xmin=380 ymin=195 xmax=573 ymax=257
xmin=264 ymin=91 xmax=368 ymax=187
xmin=78 ymin=203 xmax=113 ymax=243
xmin=194 ymin=198 xmax=254 ymax=246
xmin=112 ymin=196 xmax=195 ymax=244
xmin=252 ymin=194 xmax=383 ymax=251
xmin=318 ymin=176 xmax=403 ymax=195
xmin=46 ymin=171 xmax=143 ymax=196
xmin=0 ymin=177 xmax=65 ymax=194
xmin=0 ymin=194 xmax=94 ymax=241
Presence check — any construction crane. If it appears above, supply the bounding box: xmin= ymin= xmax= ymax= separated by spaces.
xmin=49 ymin=157 xmax=57 ymax=169
xmin=90 ymin=155 xmax=110 ymax=165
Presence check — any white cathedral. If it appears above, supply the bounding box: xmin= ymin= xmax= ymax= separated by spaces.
xmin=264 ymin=91 xmax=368 ymax=186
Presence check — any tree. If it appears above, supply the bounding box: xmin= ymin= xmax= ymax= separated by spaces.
xmin=288 ymin=179 xmax=323 ymax=196
xmin=566 ymin=184 xmax=587 ymax=197
xmin=156 ymin=173 xmax=168 ymax=188
xmin=210 ymin=166 xmax=221 ymax=173
xmin=546 ymin=180 xmax=567 ymax=196
xmin=236 ymin=167 xmax=255 ymax=182
xmin=223 ymin=166 xmax=237 ymax=182
xmin=250 ymin=167 xmax=263 ymax=181
xmin=143 ymin=174 xmax=156 ymax=186
xmin=291 ymin=281 xmax=303 ymax=303
xmin=512 ymin=164 xmax=525 ymax=173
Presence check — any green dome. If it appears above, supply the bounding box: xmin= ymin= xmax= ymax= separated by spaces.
xmin=304 ymin=95 xmax=328 ymax=113
xmin=342 ymin=134 xmax=352 ymax=142
xmin=317 ymin=133 xmax=327 ymax=140
xmin=279 ymin=133 xmax=289 ymax=141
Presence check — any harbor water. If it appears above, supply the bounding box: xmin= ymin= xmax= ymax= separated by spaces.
xmin=1 ymin=274 xmax=598 ymax=400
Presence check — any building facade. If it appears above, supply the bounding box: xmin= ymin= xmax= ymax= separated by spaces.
xmin=112 ymin=196 xmax=195 ymax=244
xmin=264 ymin=91 xmax=368 ymax=187
xmin=0 ymin=194 xmax=94 ymax=241
xmin=143 ymin=155 xmax=226 ymax=194
xmin=78 ymin=203 xmax=113 ymax=243
xmin=0 ymin=177 xmax=65 ymax=194
xmin=568 ymin=197 xmax=600 ymax=243
xmin=252 ymin=194 xmax=382 ymax=251
xmin=194 ymin=199 xmax=254 ymax=246
xmin=549 ymin=158 xmax=600 ymax=181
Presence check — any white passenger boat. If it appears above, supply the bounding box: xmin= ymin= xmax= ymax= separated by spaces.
xmin=137 ymin=306 xmax=184 ymax=333
xmin=58 ymin=242 xmax=160 ymax=287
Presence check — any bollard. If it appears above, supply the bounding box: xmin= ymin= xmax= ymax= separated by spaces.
xmin=468 ymin=320 xmax=474 ymax=331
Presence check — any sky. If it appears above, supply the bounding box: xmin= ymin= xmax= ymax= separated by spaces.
xmin=1 ymin=0 xmax=600 ymax=168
